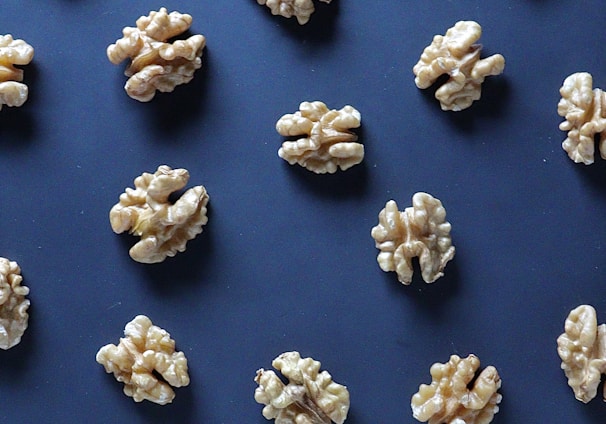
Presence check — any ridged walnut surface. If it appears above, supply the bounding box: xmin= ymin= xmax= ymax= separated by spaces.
xmin=109 ymin=165 xmax=209 ymax=264
xmin=257 ymin=0 xmax=332 ymax=25
xmin=411 ymin=354 xmax=502 ymax=424
xmin=0 ymin=34 xmax=34 ymax=111
xmin=371 ymin=193 xmax=455 ymax=284
xmin=557 ymin=304 xmax=606 ymax=403
xmin=107 ymin=7 xmax=206 ymax=102
xmin=0 ymin=257 xmax=29 ymax=350
xmin=557 ymin=72 xmax=606 ymax=165
xmin=413 ymin=21 xmax=505 ymax=111
xmin=96 ymin=315 xmax=190 ymax=405
xmin=277 ymin=101 xmax=363 ymax=174
xmin=254 ymin=351 xmax=350 ymax=424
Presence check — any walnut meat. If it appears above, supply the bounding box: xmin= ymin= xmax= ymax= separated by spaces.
xmin=411 ymin=354 xmax=502 ymax=424
xmin=107 ymin=7 xmax=206 ymax=102
xmin=371 ymin=193 xmax=455 ymax=285
xmin=277 ymin=101 xmax=363 ymax=174
xmin=557 ymin=72 xmax=606 ymax=165
xmin=96 ymin=315 xmax=190 ymax=405
xmin=257 ymin=0 xmax=332 ymax=25
xmin=556 ymin=304 xmax=606 ymax=403
xmin=0 ymin=258 xmax=29 ymax=350
xmin=413 ymin=21 xmax=505 ymax=111
xmin=254 ymin=351 xmax=350 ymax=424
xmin=109 ymin=165 xmax=209 ymax=264
xmin=0 ymin=34 xmax=34 ymax=111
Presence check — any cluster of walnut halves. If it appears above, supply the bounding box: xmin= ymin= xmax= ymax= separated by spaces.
xmin=255 ymin=351 xmax=350 ymax=424
xmin=0 ymin=34 xmax=34 ymax=111
xmin=277 ymin=101 xmax=363 ymax=174
xmin=371 ymin=192 xmax=455 ymax=285
xmin=107 ymin=8 xmax=206 ymax=102
xmin=413 ymin=21 xmax=505 ymax=111
xmin=557 ymin=304 xmax=606 ymax=403
xmin=411 ymin=354 xmax=502 ymax=424
xmin=257 ymin=0 xmax=332 ymax=25
xmin=96 ymin=315 xmax=190 ymax=405
xmin=557 ymin=72 xmax=606 ymax=165
xmin=109 ymin=165 xmax=209 ymax=264
xmin=0 ymin=257 xmax=30 ymax=350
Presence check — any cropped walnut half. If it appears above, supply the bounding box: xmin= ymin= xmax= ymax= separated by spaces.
xmin=107 ymin=7 xmax=206 ymax=102
xmin=413 ymin=21 xmax=505 ymax=111
xmin=254 ymin=351 xmax=350 ymax=424
xmin=557 ymin=72 xmax=606 ymax=165
xmin=96 ymin=315 xmax=190 ymax=405
xmin=411 ymin=354 xmax=502 ymax=424
xmin=0 ymin=34 xmax=34 ymax=111
xmin=257 ymin=0 xmax=332 ymax=25
xmin=109 ymin=165 xmax=209 ymax=264
xmin=277 ymin=101 xmax=363 ymax=174
xmin=371 ymin=193 xmax=455 ymax=285
xmin=557 ymin=304 xmax=606 ymax=403
xmin=0 ymin=258 xmax=29 ymax=350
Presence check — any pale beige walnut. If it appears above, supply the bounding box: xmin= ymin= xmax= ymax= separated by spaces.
xmin=257 ymin=0 xmax=332 ymax=25
xmin=254 ymin=351 xmax=350 ymax=424
xmin=413 ymin=21 xmax=505 ymax=111
xmin=109 ymin=165 xmax=209 ymax=264
xmin=556 ymin=304 xmax=606 ymax=403
xmin=0 ymin=34 xmax=34 ymax=111
xmin=411 ymin=354 xmax=502 ymax=424
xmin=277 ymin=101 xmax=363 ymax=174
xmin=107 ymin=7 xmax=206 ymax=102
xmin=0 ymin=258 xmax=29 ymax=350
xmin=557 ymin=72 xmax=606 ymax=165
xmin=96 ymin=315 xmax=189 ymax=405
xmin=371 ymin=193 xmax=455 ymax=285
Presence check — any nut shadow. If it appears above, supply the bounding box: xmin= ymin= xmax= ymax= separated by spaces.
xmin=0 ymin=309 xmax=36 ymax=378
xmin=571 ymin=153 xmax=606 ymax=198
xmin=0 ymin=62 xmax=39 ymax=146
xmin=135 ymin=383 xmax=197 ymax=424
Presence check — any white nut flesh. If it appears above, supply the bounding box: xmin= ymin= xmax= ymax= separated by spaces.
xmin=0 ymin=34 xmax=34 ymax=110
xmin=0 ymin=258 xmax=30 ymax=350
xmin=257 ymin=0 xmax=332 ymax=25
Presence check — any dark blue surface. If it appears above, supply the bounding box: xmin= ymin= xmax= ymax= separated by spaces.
xmin=2 ymin=1 xmax=606 ymax=422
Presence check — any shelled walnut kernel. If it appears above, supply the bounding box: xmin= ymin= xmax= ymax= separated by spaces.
xmin=257 ymin=0 xmax=332 ymax=25
xmin=0 ymin=257 xmax=29 ymax=350
xmin=0 ymin=34 xmax=34 ymax=111
xmin=255 ymin=351 xmax=350 ymax=423
xmin=96 ymin=315 xmax=190 ymax=405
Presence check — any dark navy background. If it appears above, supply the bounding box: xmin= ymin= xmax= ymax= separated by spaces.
xmin=2 ymin=1 xmax=606 ymax=422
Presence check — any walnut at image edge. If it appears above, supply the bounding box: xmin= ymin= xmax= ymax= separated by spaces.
xmin=411 ymin=354 xmax=502 ymax=424
xmin=0 ymin=257 xmax=30 ymax=350
xmin=109 ymin=165 xmax=209 ymax=264
xmin=371 ymin=192 xmax=455 ymax=285
xmin=557 ymin=304 xmax=606 ymax=403
xmin=557 ymin=72 xmax=606 ymax=165
xmin=413 ymin=21 xmax=505 ymax=111
xmin=0 ymin=34 xmax=34 ymax=111
xmin=254 ymin=351 xmax=350 ymax=424
xmin=277 ymin=101 xmax=363 ymax=174
xmin=96 ymin=315 xmax=190 ymax=405
xmin=107 ymin=7 xmax=206 ymax=102
xmin=257 ymin=0 xmax=332 ymax=25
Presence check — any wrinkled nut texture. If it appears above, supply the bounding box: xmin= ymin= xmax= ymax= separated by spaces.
xmin=109 ymin=165 xmax=209 ymax=264
xmin=411 ymin=354 xmax=502 ymax=424
xmin=277 ymin=101 xmax=363 ymax=174
xmin=255 ymin=351 xmax=350 ymax=424
xmin=257 ymin=0 xmax=332 ymax=25
xmin=0 ymin=34 xmax=34 ymax=111
xmin=413 ymin=21 xmax=505 ymax=111
xmin=557 ymin=304 xmax=606 ymax=403
xmin=0 ymin=258 xmax=29 ymax=350
xmin=96 ymin=315 xmax=190 ymax=405
xmin=371 ymin=193 xmax=455 ymax=284
xmin=107 ymin=7 xmax=206 ymax=101
xmin=557 ymin=72 xmax=606 ymax=165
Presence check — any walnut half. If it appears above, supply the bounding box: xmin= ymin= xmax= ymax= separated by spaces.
xmin=257 ymin=0 xmax=332 ymax=25
xmin=0 ymin=257 xmax=30 ymax=350
xmin=96 ymin=315 xmax=190 ymax=405
xmin=0 ymin=34 xmax=34 ymax=111
xmin=370 ymin=193 xmax=455 ymax=284
xmin=557 ymin=304 xmax=606 ymax=403
xmin=254 ymin=351 xmax=350 ymax=424
xmin=411 ymin=354 xmax=502 ymax=424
